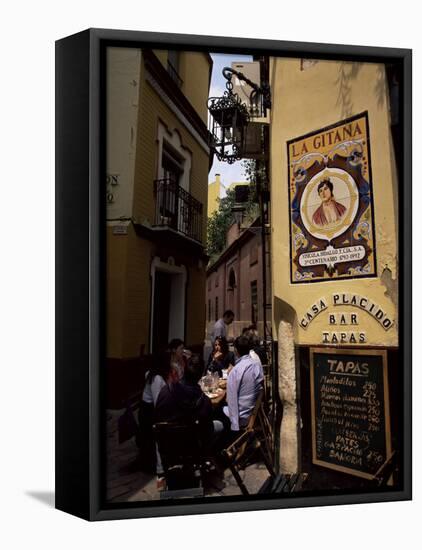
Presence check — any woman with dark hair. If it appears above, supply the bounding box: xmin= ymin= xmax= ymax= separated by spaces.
xmin=142 ymin=351 xmax=177 ymax=406
xmin=206 ymin=336 xmax=235 ymax=377
xmin=168 ymin=338 xmax=189 ymax=380
xmin=138 ymin=351 xmax=178 ymax=484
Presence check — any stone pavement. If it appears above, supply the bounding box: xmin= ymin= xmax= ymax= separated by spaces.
xmin=106 ymin=409 xmax=270 ymax=503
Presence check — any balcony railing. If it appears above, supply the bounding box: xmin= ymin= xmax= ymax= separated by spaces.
xmin=154 ymin=179 xmax=203 ymax=244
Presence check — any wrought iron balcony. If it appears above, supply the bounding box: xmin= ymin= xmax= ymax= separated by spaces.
xmin=153 ymin=179 xmax=203 ymax=244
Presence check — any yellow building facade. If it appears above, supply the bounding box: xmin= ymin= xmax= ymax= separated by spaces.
xmin=207 ymin=174 xmax=222 ymax=218
xmin=106 ymin=47 xmax=212 ymax=402
xmin=269 ymin=58 xmax=400 ymax=481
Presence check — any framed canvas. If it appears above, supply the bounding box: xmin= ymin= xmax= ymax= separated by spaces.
xmin=55 ymin=28 xmax=412 ymax=521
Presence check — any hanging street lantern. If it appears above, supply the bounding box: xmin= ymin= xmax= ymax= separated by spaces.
xmin=208 ymin=78 xmax=249 ymax=164
xmin=207 ymin=66 xmax=271 ymax=164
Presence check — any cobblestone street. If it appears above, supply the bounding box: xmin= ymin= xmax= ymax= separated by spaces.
xmin=106 ymin=409 xmax=270 ymax=503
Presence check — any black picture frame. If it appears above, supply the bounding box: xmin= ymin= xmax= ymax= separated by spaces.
xmin=55 ymin=28 xmax=412 ymax=521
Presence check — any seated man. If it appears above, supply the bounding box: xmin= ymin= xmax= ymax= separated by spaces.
xmin=242 ymin=327 xmax=266 ymax=375
xmin=154 ymin=355 xmax=223 ymax=448
xmin=224 ymin=335 xmax=264 ymax=432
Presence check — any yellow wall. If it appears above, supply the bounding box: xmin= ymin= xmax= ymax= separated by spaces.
xmin=107 ymin=225 xmax=151 ymax=359
xmin=132 ymin=58 xmax=209 ymax=245
xmin=106 ymin=225 xmax=130 ymax=358
xmin=270 ymin=58 xmax=398 ymax=348
xmin=186 ymin=263 xmax=207 ymax=346
xmin=107 ymin=49 xmax=210 ymax=359
xmin=108 ymin=224 xmax=207 ymax=359
xmin=152 ymin=49 xmax=211 ymax=124
xmin=120 ymin=226 xmax=153 ymax=358
xmin=207 ymin=175 xmax=221 ymax=218
xmin=207 ymin=179 xmax=250 ymax=219
xmin=179 ymin=52 xmax=211 ymax=124
xmin=152 ymin=49 xmax=168 ymax=67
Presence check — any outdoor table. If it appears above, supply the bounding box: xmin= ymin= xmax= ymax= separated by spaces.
xmin=202 ymin=385 xmax=226 ymax=407
xmin=200 ymin=376 xmax=227 ymax=407
xmin=209 ymin=387 xmax=226 ymax=407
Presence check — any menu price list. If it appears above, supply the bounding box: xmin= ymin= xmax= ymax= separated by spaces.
xmin=311 ymin=350 xmax=390 ymax=478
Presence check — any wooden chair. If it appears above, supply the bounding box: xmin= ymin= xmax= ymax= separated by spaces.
xmin=153 ymin=420 xmax=210 ymax=498
xmin=258 ymin=451 xmax=399 ymax=495
xmin=261 ymin=363 xmax=271 ymax=407
xmin=255 ymin=393 xmax=274 ymax=466
xmin=221 ymin=389 xmax=276 ymax=496
xmin=258 ymin=472 xmax=309 ymax=494
xmin=258 ymin=451 xmax=398 ymax=495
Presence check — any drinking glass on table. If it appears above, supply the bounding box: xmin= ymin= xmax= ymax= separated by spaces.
xmin=211 ymin=371 xmax=219 ymax=392
xmin=183 ymin=349 xmax=192 ymax=359
xmin=203 ymin=373 xmax=213 ymax=394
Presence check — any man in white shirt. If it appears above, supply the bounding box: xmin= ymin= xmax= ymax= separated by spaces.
xmin=211 ymin=309 xmax=234 ymax=343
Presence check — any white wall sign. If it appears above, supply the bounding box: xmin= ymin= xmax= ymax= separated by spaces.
xmin=299 ymin=293 xmax=395 ymax=337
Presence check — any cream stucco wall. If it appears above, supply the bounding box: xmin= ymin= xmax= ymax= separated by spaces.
xmin=106 ymin=48 xmax=141 ymax=221
xmin=270 ymin=58 xmax=399 ymax=348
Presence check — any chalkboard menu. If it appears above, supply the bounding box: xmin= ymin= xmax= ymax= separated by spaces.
xmin=310 ymin=348 xmax=391 ymax=479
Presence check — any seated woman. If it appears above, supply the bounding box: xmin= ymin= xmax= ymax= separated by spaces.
xmin=138 ymin=352 xmax=178 ymax=484
xmin=168 ymin=338 xmax=190 ymax=381
xmin=206 ymin=336 xmax=235 ymax=377
xmin=155 ymin=354 xmax=223 ymax=451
